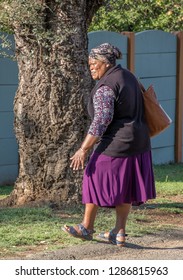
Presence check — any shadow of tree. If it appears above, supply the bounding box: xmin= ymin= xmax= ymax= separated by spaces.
xmin=142 ymin=202 xmax=183 ymax=209
xmin=125 ymin=242 xmax=183 ymax=250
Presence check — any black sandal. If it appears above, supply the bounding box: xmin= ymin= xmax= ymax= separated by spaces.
xmin=111 ymin=232 xmax=126 ymax=247
xmin=62 ymin=224 xmax=95 ymax=241
xmin=98 ymin=229 xmax=127 ymax=246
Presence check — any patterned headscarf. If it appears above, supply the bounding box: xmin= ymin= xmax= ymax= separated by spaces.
xmin=89 ymin=43 xmax=122 ymax=65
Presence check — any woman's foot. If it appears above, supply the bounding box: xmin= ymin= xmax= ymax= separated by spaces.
xmin=97 ymin=230 xmax=113 ymax=241
xmin=114 ymin=232 xmax=126 ymax=247
xmin=97 ymin=229 xmax=126 ymax=246
xmin=62 ymin=224 xmax=95 ymax=241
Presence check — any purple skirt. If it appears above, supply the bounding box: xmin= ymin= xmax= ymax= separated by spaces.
xmin=82 ymin=151 xmax=156 ymax=207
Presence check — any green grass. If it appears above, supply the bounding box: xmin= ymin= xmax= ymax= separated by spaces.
xmin=0 ymin=185 xmax=13 ymax=199
xmin=153 ymin=163 xmax=183 ymax=197
xmin=0 ymin=163 xmax=183 ymax=258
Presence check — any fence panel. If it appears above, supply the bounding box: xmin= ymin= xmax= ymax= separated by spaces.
xmin=135 ymin=30 xmax=177 ymax=164
xmin=0 ymin=33 xmax=18 ymax=185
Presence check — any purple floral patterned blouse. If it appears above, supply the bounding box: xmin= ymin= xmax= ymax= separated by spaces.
xmin=88 ymin=85 xmax=115 ymax=137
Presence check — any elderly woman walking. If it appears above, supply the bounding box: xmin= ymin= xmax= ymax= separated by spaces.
xmin=62 ymin=43 xmax=156 ymax=246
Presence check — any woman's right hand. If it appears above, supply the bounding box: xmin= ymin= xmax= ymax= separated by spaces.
xmin=70 ymin=148 xmax=87 ymax=170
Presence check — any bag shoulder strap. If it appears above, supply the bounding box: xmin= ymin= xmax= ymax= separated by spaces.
xmin=138 ymin=80 xmax=146 ymax=92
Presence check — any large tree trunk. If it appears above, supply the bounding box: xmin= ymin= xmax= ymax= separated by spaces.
xmin=0 ymin=0 xmax=104 ymax=207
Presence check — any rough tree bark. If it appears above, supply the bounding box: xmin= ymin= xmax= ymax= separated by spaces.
xmin=0 ymin=0 xmax=104 ymax=207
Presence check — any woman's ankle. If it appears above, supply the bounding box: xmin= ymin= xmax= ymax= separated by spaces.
xmin=113 ymin=227 xmax=126 ymax=235
xmin=81 ymin=222 xmax=94 ymax=232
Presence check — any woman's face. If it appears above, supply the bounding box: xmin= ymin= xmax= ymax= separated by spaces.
xmin=89 ymin=58 xmax=110 ymax=80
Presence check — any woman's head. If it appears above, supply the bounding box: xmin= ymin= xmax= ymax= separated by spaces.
xmin=89 ymin=43 xmax=122 ymax=80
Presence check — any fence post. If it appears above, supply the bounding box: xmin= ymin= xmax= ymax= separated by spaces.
xmin=174 ymin=31 xmax=183 ymax=163
xmin=121 ymin=32 xmax=135 ymax=73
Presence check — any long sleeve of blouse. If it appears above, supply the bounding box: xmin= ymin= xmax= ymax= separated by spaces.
xmin=88 ymin=85 xmax=115 ymax=137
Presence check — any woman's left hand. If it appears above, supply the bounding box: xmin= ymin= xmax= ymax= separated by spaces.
xmin=70 ymin=149 xmax=87 ymax=170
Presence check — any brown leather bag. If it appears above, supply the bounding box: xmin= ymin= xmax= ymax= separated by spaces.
xmin=139 ymin=83 xmax=172 ymax=137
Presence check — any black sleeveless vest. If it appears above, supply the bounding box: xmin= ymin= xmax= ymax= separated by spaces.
xmin=88 ymin=64 xmax=151 ymax=157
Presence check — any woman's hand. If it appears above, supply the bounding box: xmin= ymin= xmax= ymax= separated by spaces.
xmin=70 ymin=134 xmax=99 ymax=170
xmin=70 ymin=148 xmax=87 ymax=170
